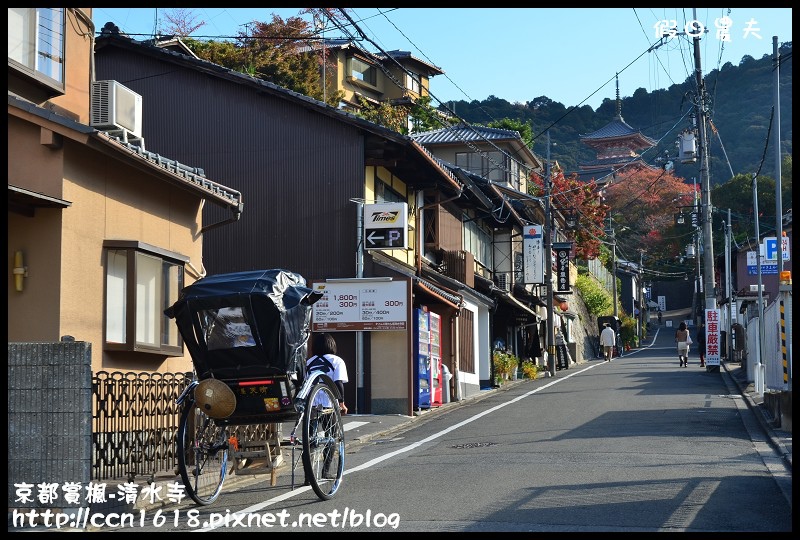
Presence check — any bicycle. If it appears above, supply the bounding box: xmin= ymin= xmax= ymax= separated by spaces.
xmin=166 ymin=269 xmax=345 ymax=505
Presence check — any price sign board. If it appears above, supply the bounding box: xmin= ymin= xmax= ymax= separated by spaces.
xmin=312 ymin=280 xmax=408 ymax=331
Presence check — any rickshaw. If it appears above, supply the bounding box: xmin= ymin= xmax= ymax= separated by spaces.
xmin=165 ymin=269 xmax=345 ymax=504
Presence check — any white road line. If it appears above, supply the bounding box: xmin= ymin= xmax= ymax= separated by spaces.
xmin=194 ymin=365 xmax=587 ymax=531
xmin=343 ymin=421 xmax=369 ymax=432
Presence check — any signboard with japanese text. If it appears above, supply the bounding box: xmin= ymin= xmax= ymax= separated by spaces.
xmin=747 ymin=251 xmax=777 ymax=275
xmin=364 ymin=202 xmax=408 ymax=250
xmin=523 ymin=225 xmax=544 ymax=284
xmin=312 ymin=280 xmax=407 ymax=332
xmin=554 ymin=242 xmax=573 ymax=293
xmin=704 ymin=308 xmax=722 ymax=366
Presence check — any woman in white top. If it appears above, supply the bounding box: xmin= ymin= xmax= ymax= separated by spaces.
xmin=675 ymin=322 xmax=690 ymax=367
xmin=306 ymin=332 xmax=349 ymax=415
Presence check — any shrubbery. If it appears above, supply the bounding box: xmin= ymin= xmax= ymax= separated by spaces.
xmin=574 ymin=274 xmax=613 ymax=316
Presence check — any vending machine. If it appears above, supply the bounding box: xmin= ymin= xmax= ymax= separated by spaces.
xmin=429 ymin=311 xmax=443 ymax=407
xmin=413 ymin=307 xmax=431 ymax=410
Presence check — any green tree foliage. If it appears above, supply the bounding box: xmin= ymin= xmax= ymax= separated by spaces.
xmin=487 ymin=118 xmax=534 ymax=149
xmin=710 ymin=157 xmax=792 ymax=251
xmin=409 ymin=96 xmax=453 ymax=134
xmin=356 ymin=96 xmax=411 ymax=134
xmin=619 ymin=314 xmax=638 ymax=347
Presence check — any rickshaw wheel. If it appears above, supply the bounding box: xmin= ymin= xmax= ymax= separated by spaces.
xmin=177 ymin=403 xmax=229 ymax=505
xmin=301 ymin=383 xmax=345 ymax=500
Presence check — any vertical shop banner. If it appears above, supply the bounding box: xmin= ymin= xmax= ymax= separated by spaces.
xmin=704 ymin=308 xmax=721 ymax=366
xmin=553 ymin=242 xmax=573 ymax=293
xmin=523 ymin=225 xmax=544 ymax=284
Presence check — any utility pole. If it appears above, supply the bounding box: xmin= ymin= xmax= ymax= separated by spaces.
xmin=724 ymin=209 xmax=733 ymax=361
xmin=639 ymin=250 xmax=645 ymax=340
xmin=691 ymin=9 xmax=716 ymax=314
xmin=773 ymin=36 xmax=791 ymax=394
xmin=544 ymin=131 xmax=556 ymax=377
xmin=773 ymin=36 xmax=784 ymax=275
xmin=610 ymin=216 xmax=619 ymax=356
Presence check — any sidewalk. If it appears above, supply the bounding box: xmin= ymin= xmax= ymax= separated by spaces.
xmin=721 ymin=360 xmax=793 ymax=470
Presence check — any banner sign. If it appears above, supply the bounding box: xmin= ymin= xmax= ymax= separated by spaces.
xmin=553 ymin=242 xmax=573 ymax=293
xmin=523 ymin=225 xmax=544 ymax=284
xmin=704 ymin=308 xmax=721 ymax=366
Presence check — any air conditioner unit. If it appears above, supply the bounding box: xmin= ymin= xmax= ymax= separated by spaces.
xmin=91 ymin=80 xmax=142 ymax=138
xmin=497 ymin=273 xmax=511 ymax=292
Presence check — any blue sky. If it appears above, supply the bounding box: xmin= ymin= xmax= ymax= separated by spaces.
xmin=91 ymin=7 xmax=792 ymax=111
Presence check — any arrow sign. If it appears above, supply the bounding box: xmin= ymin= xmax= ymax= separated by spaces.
xmin=366 ymin=228 xmax=405 ymax=249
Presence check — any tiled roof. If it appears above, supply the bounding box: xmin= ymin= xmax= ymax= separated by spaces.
xmin=8 ymin=93 xmax=242 ymax=213
xmin=94 ymin=31 xmax=463 ymax=193
xmin=580 ymin=116 xmax=657 ymax=146
xmin=411 ymin=123 xmax=521 ymax=145
xmin=376 ymin=50 xmax=443 ymax=75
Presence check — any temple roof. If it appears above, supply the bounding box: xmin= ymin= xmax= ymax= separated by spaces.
xmin=580 ymin=115 xmax=657 ymax=147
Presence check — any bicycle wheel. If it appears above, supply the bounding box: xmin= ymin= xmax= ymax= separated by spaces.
xmin=177 ymin=403 xmax=229 ymax=505
xmin=301 ymin=383 xmax=345 ymax=500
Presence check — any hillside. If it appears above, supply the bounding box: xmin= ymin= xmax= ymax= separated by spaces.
xmin=443 ymin=42 xmax=792 ymax=184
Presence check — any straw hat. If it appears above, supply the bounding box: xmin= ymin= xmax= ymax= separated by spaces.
xmin=194 ymin=378 xmax=236 ymax=419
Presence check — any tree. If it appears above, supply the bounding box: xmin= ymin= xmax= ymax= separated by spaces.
xmin=355 ymin=96 xmax=410 ymax=133
xmin=410 ymin=96 xmax=453 ymax=134
xmin=487 ymin=118 xmax=534 ymax=148
xmin=528 ymin=169 xmax=608 ymax=260
xmin=183 ymin=12 xmax=343 ymax=107
xmin=161 ymin=8 xmax=206 ymax=37
xmin=601 ymin=166 xmax=695 ymax=271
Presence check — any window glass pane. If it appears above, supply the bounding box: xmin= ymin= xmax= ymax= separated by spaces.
xmin=105 ymin=249 xmax=127 ymax=343
xmin=8 ymin=8 xmax=34 ymax=66
xmin=463 ymin=214 xmax=492 ymax=267
xmin=375 ymin=177 xmax=404 ymax=204
xmin=486 ymin=151 xmax=504 ymax=182
xmin=36 ymin=8 xmax=64 ymax=83
xmin=405 ymin=71 xmax=420 ymax=93
xmin=351 ymin=58 xmax=376 ymax=86
xmin=162 ymin=261 xmax=183 ymax=347
xmin=135 ymin=252 xmax=161 ymax=347
xmin=202 ymin=307 xmax=257 ymax=351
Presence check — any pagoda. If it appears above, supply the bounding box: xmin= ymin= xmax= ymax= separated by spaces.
xmin=578 ymin=75 xmax=658 ymax=185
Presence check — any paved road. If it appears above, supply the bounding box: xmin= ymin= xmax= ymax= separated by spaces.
xmin=9 ymin=324 xmax=791 ymax=532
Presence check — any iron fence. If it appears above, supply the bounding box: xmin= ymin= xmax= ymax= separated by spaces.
xmin=92 ymin=371 xmax=190 ymax=481
xmin=92 ymin=371 xmax=283 ymax=482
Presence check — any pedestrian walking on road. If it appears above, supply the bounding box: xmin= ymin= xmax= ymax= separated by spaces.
xmin=657 ymin=308 xmax=663 ymax=324
xmin=696 ymin=322 xmax=707 ymax=367
xmin=675 ymin=322 xmax=690 ymax=367
xmin=600 ymin=322 xmax=616 ymax=362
